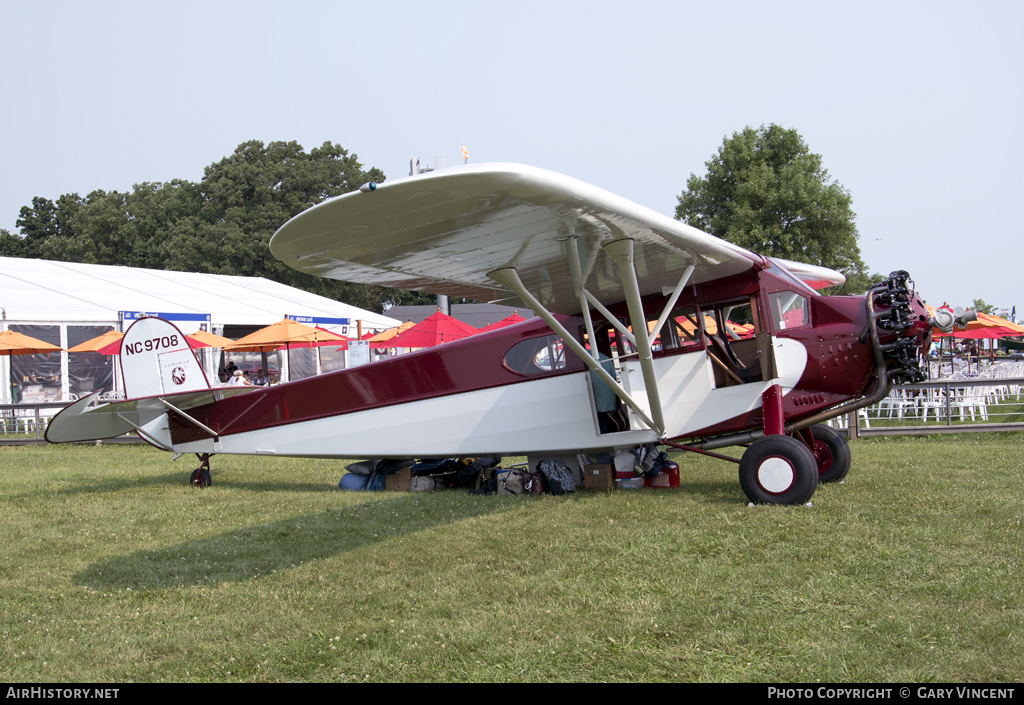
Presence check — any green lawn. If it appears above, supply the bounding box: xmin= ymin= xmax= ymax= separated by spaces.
xmin=1 ymin=435 xmax=1022 ymax=682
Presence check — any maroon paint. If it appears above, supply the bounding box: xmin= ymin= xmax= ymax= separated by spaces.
xmin=168 ymin=316 xmax=586 ymax=445
xmin=168 ymin=262 xmax=931 ymax=449
xmin=761 ymin=384 xmax=785 ymax=436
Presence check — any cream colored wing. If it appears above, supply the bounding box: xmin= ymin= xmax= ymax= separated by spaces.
xmin=270 ymin=163 xmax=765 ymax=315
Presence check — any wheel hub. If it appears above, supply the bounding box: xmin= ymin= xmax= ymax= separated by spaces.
xmin=756 ymin=456 xmax=796 ymax=494
xmin=812 ymin=440 xmax=834 ymax=475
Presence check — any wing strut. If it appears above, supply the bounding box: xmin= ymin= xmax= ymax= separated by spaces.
xmin=489 ymin=262 xmax=664 ymax=436
xmin=602 ymin=239 xmax=666 ymax=435
xmin=567 ymin=239 xmax=599 ymax=362
xmin=158 ymin=398 xmax=219 ymax=439
xmin=650 ymin=264 xmax=695 ymax=343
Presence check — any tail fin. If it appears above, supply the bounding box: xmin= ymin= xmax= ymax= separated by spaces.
xmin=120 ymin=317 xmax=211 ymax=399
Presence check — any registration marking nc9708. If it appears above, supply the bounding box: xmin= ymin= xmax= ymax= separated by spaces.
xmin=123 ymin=335 xmax=182 ymax=356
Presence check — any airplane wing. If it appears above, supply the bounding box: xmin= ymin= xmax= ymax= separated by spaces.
xmin=773 ymin=258 xmax=846 ymax=290
xmin=270 ymin=163 xmax=771 ymax=315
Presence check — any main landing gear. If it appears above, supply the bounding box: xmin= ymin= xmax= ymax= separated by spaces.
xmin=738 ymin=435 xmax=818 ymax=505
xmin=190 ymin=453 xmax=212 ymax=488
xmin=736 ymin=424 xmax=851 ymax=505
xmin=803 ymin=424 xmax=851 ymax=484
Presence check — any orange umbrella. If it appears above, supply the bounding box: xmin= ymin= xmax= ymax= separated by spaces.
xmin=222 ymin=318 xmax=325 ymax=352
xmin=929 ymin=307 xmax=1020 ymax=339
xmin=977 ymin=313 xmax=1024 ymax=337
xmin=67 ymin=329 xmax=122 ymax=353
xmin=0 ymin=329 xmax=63 ymax=356
xmin=221 ymin=319 xmax=335 ymax=381
xmin=187 ymin=330 xmax=237 ymax=348
xmin=368 ymin=321 xmax=415 ymax=343
xmin=280 ymin=326 xmax=348 ymax=349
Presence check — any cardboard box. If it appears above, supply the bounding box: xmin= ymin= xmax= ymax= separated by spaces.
xmin=385 ymin=467 xmax=413 ymax=491
xmin=584 ymin=464 xmax=614 ymax=489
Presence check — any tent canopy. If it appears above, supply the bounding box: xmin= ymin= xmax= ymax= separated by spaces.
xmin=0 ymin=257 xmax=400 ymax=329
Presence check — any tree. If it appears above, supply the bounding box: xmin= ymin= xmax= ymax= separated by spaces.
xmin=675 ymin=124 xmax=875 ymax=295
xmin=1 ymin=139 xmax=410 ymax=313
xmin=10 ymin=194 xmax=85 ymax=259
xmin=971 ymin=299 xmax=995 ymax=315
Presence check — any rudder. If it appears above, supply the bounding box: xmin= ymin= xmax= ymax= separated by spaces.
xmin=120 ymin=317 xmax=211 ymax=399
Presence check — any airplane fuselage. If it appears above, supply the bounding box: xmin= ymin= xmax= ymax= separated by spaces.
xmin=156 ymin=260 xmax=929 ymax=460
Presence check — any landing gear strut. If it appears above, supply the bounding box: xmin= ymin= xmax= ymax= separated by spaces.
xmin=190 ymin=453 xmax=212 ymax=488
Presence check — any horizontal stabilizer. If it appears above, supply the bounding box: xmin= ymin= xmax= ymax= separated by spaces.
xmin=45 ymin=387 xmax=257 ymax=445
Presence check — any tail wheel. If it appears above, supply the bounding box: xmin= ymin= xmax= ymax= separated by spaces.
xmin=739 ymin=435 xmax=818 ymax=505
xmin=806 ymin=424 xmax=851 ymax=483
xmin=190 ymin=453 xmax=213 ymax=487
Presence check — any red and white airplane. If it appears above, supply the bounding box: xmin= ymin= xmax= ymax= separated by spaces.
xmin=46 ymin=163 xmax=934 ymax=504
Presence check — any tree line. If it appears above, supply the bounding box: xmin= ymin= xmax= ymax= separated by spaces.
xmin=0 ymin=140 xmax=434 ymax=313
xmin=1 ymin=127 xmax=875 ymax=312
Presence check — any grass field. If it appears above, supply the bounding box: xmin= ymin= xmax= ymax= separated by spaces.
xmin=1 ymin=435 xmax=1022 ymax=683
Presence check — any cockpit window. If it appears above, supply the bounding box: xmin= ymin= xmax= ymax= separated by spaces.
xmin=768 ymin=291 xmax=810 ymax=330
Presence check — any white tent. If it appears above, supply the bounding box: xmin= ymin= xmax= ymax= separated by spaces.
xmin=1 ymin=257 xmax=399 ymax=402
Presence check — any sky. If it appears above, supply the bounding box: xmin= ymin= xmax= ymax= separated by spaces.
xmin=2 ymin=1 xmax=1021 ymax=313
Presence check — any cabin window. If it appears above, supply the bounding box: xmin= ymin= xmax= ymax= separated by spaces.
xmin=669 ymin=307 xmax=706 ymax=351
xmin=719 ymin=303 xmax=755 ymax=340
xmin=768 ymin=291 xmax=809 ymax=331
xmin=614 ymin=307 xmax=706 ymax=357
xmin=704 ymin=297 xmax=770 ymax=388
xmin=504 ymin=335 xmax=566 ymax=376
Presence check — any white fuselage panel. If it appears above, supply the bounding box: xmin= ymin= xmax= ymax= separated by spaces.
xmin=174 ymin=373 xmax=656 ymax=459
xmin=621 ymin=336 xmax=809 ymax=437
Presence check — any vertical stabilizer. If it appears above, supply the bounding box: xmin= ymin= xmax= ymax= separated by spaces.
xmin=120 ymin=317 xmax=211 ymax=399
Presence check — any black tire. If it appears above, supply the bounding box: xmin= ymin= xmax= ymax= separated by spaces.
xmin=807 ymin=424 xmax=851 ymax=483
xmin=739 ymin=435 xmax=818 ymax=505
xmin=190 ymin=468 xmax=211 ymax=488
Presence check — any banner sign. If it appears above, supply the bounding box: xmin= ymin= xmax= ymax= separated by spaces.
xmin=121 ymin=311 xmax=211 ymax=323
xmin=285 ymin=315 xmax=351 ymax=325
xmin=348 ymin=340 xmax=370 ymax=368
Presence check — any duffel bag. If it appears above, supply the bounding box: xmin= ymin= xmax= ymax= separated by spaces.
xmin=537 ymin=460 xmax=576 ymax=495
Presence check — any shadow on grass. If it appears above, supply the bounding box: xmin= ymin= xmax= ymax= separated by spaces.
xmin=10 ymin=469 xmax=201 ymax=499
xmin=16 ymin=467 xmax=343 ymax=499
xmin=73 ymin=491 xmax=515 ymax=591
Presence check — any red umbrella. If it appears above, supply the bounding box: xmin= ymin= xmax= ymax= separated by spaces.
xmin=387 ymin=311 xmax=479 ymax=348
xmin=478 ymin=312 xmax=527 ymax=333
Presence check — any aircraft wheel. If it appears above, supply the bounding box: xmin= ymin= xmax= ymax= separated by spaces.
xmin=808 ymin=424 xmax=851 ymax=483
xmin=190 ymin=468 xmax=212 ymax=488
xmin=739 ymin=435 xmax=818 ymax=505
